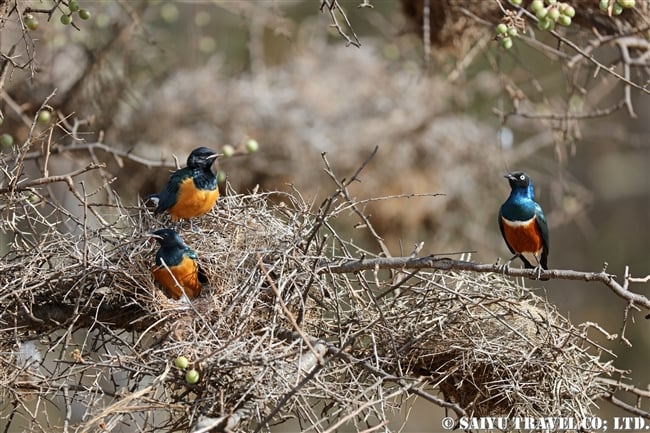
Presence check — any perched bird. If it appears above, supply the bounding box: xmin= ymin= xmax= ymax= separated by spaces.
xmin=498 ymin=171 xmax=549 ymax=279
xmin=150 ymin=228 xmax=207 ymax=299
xmin=149 ymin=147 xmax=220 ymax=221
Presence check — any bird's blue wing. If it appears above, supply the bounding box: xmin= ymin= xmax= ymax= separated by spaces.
xmin=534 ymin=202 xmax=550 ymax=269
xmin=534 ymin=203 xmax=549 ymax=250
xmin=183 ymin=247 xmax=208 ymax=284
xmin=497 ymin=209 xmax=516 ymax=255
xmin=154 ymin=167 xmax=191 ymax=214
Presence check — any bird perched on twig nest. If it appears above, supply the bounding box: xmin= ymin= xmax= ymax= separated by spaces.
xmin=150 ymin=228 xmax=207 ymax=299
xmin=148 ymin=147 xmax=221 ymax=221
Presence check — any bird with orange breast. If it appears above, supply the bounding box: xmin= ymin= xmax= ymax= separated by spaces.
xmin=498 ymin=171 xmax=550 ymax=280
xmin=150 ymin=228 xmax=207 ymax=299
xmin=148 ymin=147 xmax=221 ymax=221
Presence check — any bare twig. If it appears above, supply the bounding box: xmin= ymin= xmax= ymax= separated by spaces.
xmin=321 ymin=147 xmax=391 ymax=257
xmin=321 ymin=255 xmax=650 ymax=312
xmin=320 ymin=0 xmax=361 ymax=47
xmin=0 ymin=163 xmax=105 ymax=194
xmin=0 ymin=141 xmax=181 ymax=168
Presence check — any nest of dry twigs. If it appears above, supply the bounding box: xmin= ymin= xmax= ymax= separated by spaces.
xmin=0 ymin=149 xmax=627 ymax=432
xmin=375 ymin=272 xmax=609 ymax=418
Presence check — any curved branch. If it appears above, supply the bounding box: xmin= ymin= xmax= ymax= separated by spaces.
xmin=320 ymin=256 xmax=650 ymax=312
xmin=0 ymin=163 xmax=105 ymax=195
xmin=517 ymin=8 xmax=650 ymax=97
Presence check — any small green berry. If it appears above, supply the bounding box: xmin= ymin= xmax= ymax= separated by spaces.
xmin=216 ymin=170 xmax=227 ymax=183
xmin=174 ymin=356 xmax=189 ymax=369
xmin=612 ymin=2 xmax=623 ymax=14
xmin=78 ymin=9 xmax=91 ymax=20
xmin=60 ymin=14 xmax=72 ymax=25
xmin=245 ymin=139 xmax=259 ymax=153
xmin=68 ymin=0 xmax=80 ymax=12
xmin=0 ymin=133 xmax=13 ymax=148
xmin=496 ymin=23 xmax=508 ymax=35
xmin=501 ymin=37 xmax=513 ymax=50
xmin=535 ymin=7 xmax=549 ymax=19
xmin=537 ymin=17 xmax=554 ymax=30
xmin=510 ymin=0 xmax=523 ymax=5
xmin=616 ymin=0 xmax=635 ymax=8
xmin=546 ymin=0 xmax=557 ymax=4
xmin=530 ymin=0 xmax=545 ymax=12
xmin=24 ymin=14 xmax=39 ymax=31
xmin=548 ymin=6 xmax=560 ymax=21
xmin=37 ymin=109 xmax=51 ymax=124
xmin=27 ymin=192 xmax=39 ymax=204
xmin=562 ymin=5 xmax=576 ymax=17
xmin=0 ymin=117 xmax=4 ymax=126
xmin=160 ymin=3 xmax=179 ymax=23
xmin=185 ymin=368 xmax=200 ymax=384
xmin=221 ymin=144 xmax=235 ymax=157
xmin=557 ymin=14 xmax=572 ymax=26
xmin=599 ymin=0 xmax=610 ymax=11
xmin=507 ymin=27 xmax=518 ymax=37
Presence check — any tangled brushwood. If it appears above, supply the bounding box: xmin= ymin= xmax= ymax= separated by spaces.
xmin=0 ymin=148 xmax=647 ymax=432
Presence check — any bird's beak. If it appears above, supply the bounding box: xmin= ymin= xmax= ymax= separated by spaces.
xmin=149 ymin=233 xmax=163 ymax=240
xmin=207 ymin=153 xmax=222 ymax=160
xmin=504 ymin=173 xmax=516 ymax=180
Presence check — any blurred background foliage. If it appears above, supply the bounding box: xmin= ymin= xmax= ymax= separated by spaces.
xmin=0 ymin=0 xmax=648 ymax=429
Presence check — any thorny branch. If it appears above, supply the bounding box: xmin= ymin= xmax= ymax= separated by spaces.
xmin=0 ymin=140 xmax=251 ymax=168
xmin=320 ymin=0 xmax=361 ymax=48
xmin=0 ymin=163 xmax=105 ymax=195
xmin=320 ymin=147 xmax=392 ymax=258
xmin=302 ymin=146 xmax=380 ymax=254
xmin=321 ymin=255 xmax=650 ymax=314
xmin=504 ymin=4 xmax=650 ymax=118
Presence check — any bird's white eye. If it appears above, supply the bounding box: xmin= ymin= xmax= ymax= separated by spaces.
xmin=519 ymin=174 xmax=525 ymax=181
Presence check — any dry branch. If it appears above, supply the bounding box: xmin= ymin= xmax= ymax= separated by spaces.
xmin=321 ymin=255 xmax=650 ymax=313
xmin=395 ymin=0 xmax=650 ymax=122
xmin=0 ymin=162 xmax=104 ymax=194
xmin=320 ymin=0 xmax=362 ymax=48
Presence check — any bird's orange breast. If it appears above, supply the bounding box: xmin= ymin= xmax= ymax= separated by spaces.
xmin=501 ymin=216 xmax=544 ymax=254
xmin=151 ymin=256 xmax=203 ymax=299
xmin=168 ymin=178 xmax=219 ymax=221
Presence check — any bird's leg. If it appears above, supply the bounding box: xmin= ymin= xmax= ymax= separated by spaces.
xmin=498 ymin=254 xmax=519 ymax=274
xmin=189 ymin=220 xmax=203 ymax=233
xmin=532 ymin=254 xmax=544 ymax=280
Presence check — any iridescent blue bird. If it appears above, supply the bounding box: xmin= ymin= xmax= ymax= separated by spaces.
xmin=498 ymin=171 xmax=549 ymax=279
xmin=148 ymin=147 xmax=221 ymax=221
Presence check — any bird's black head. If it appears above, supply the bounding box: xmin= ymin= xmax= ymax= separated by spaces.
xmin=150 ymin=228 xmax=185 ymax=248
xmin=504 ymin=171 xmax=531 ymax=190
xmin=186 ymin=147 xmax=220 ymax=169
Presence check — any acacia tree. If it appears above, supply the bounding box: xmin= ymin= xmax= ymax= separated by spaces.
xmin=1 ymin=1 xmax=649 ymax=431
